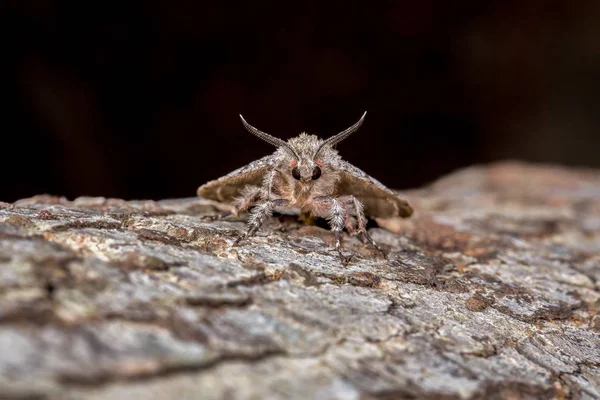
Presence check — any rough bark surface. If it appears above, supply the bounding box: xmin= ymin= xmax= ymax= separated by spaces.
xmin=1 ymin=162 xmax=599 ymax=400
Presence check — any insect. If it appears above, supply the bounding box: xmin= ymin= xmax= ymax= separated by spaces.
xmin=197 ymin=112 xmax=413 ymax=264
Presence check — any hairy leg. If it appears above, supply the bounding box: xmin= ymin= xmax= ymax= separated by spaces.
xmin=233 ymin=198 xmax=289 ymax=245
xmin=339 ymin=195 xmax=387 ymax=258
xmin=200 ymin=211 xmax=233 ymax=222
xmin=201 ymin=185 xmax=261 ymax=221
xmin=312 ymin=196 xmax=352 ymax=265
xmin=233 ymin=185 xmax=263 ymax=215
xmin=338 ymin=196 xmax=359 ymax=237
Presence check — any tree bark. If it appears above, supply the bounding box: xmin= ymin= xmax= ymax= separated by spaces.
xmin=0 ymin=161 xmax=599 ymax=399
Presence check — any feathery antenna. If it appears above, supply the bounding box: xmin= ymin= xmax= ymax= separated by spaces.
xmin=239 ymin=114 xmax=300 ymax=159
xmin=315 ymin=111 xmax=367 ymax=158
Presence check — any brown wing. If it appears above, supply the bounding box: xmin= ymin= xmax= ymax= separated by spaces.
xmin=336 ymin=161 xmax=413 ymax=218
xmin=197 ymin=155 xmax=271 ymax=202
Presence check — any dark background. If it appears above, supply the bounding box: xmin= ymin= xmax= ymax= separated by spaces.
xmin=2 ymin=2 xmax=600 ymax=202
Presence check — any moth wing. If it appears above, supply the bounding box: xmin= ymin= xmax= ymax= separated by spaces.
xmin=336 ymin=160 xmax=413 ymax=219
xmin=197 ymin=155 xmax=271 ymax=202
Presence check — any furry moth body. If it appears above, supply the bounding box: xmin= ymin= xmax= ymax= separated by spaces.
xmin=197 ymin=112 xmax=413 ymax=263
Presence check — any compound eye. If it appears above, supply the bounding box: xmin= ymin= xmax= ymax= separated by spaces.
xmin=312 ymin=166 xmax=322 ymax=180
xmin=292 ymin=166 xmax=301 ymax=180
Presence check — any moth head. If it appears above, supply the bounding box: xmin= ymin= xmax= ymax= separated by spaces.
xmin=288 ymin=157 xmax=322 ymax=182
xmin=239 ymin=111 xmax=366 ymax=183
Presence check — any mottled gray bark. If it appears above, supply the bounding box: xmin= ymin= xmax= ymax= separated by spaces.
xmin=0 ymin=162 xmax=599 ymax=400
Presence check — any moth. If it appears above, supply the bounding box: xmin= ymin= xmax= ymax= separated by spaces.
xmin=197 ymin=112 xmax=413 ymax=263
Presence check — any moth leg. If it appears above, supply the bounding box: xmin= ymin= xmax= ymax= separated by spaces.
xmin=334 ymin=195 xmax=360 ymax=240
xmin=202 ymin=185 xmax=261 ymax=222
xmin=200 ymin=211 xmax=232 ymax=222
xmin=313 ymin=196 xmax=353 ymax=265
xmin=232 ymin=185 xmax=262 ymax=215
xmin=342 ymin=203 xmax=357 ymax=236
xmin=233 ymin=199 xmax=289 ymax=246
xmin=346 ymin=195 xmax=388 ymax=258
xmin=262 ymin=169 xmax=277 ymax=201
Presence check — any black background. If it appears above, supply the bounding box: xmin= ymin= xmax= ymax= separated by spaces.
xmin=2 ymin=2 xmax=600 ymax=202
